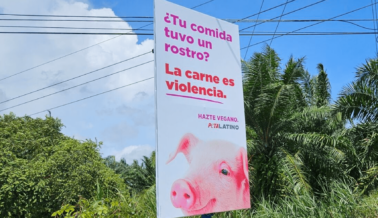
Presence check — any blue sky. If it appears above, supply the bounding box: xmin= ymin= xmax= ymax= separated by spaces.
xmin=0 ymin=0 xmax=376 ymax=163
xmin=90 ymin=0 xmax=377 ymax=99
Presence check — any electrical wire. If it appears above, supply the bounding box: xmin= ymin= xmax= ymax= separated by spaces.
xmin=28 ymin=76 xmax=154 ymax=116
xmin=239 ymin=32 xmax=378 ymax=35
xmin=191 ymin=0 xmax=215 ymax=9
xmin=240 ymin=0 xmax=328 ymax=32
xmin=0 ymin=60 xmax=154 ymax=113
xmin=0 ymin=20 xmax=375 ymax=32
xmin=0 ymin=32 xmax=153 ymax=35
xmin=0 ymin=25 xmax=153 ymax=31
xmin=0 ymin=13 xmax=153 ymax=19
xmin=0 ymin=23 xmax=152 ymax=82
xmin=233 ymin=0 xmax=297 ymax=23
xmin=3 ymin=31 xmax=378 ymax=36
xmin=228 ymin=19 xmax=378 ymax=22
xmin=243 ymin=0 xmax=265 ymax=60
xmin=0 ymin=51 xmax=152 ymax=105
xmin=269 ymin=0 xmax=289 ymax=47
xmin=0 ymin=0 xmax=215 ymax=83
xmin=339 ymin=20 xmax=375 ymax=30
xmin=241 ymin=2 xmax=378 ymax=50
xmin=372 ymin=0 xmax=378 ymax=54
xmin=0 ymin=18 xmax=152 ymax=22
xmin=269 ymin=0 xmax=289 ymax=70
xmin=375 ymin=0 xmax=378 ymax=36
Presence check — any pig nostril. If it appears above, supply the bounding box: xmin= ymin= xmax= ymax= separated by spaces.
xmin=184 ymin=193 xmax=190 ymax=199
xmin=172 ymin=191 xmax=176 ymax=197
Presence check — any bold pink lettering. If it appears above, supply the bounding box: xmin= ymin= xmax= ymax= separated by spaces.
xmin=166 ymin=81 xmax=174 ymax=90
xmin=171 ymin=45 xmax=178 ymax=54
xmin=179 ymin=84 xmax=187 ymax=92
xmin=179 ymin=33 xmax=186 ymax=41
xmin=164 ymin=27 xmax=170 ymax=38
xmin=185 ymin=70 xmax=192 ymax=79
xmin=171 ymin=14 xmax=179 ymax=25
xmin=165 ymin=43 xmax=170 ymax=51
xmin=207 ymin=88 xmax=213 ymax=96
xmin=165 ymin=63 xmax=173 ymax=75
xmin=190 ymin=23 xmax=197 ymax=31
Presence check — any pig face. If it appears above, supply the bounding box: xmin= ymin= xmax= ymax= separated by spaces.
xmin=166 ymin=133 xmax=250 ymax=216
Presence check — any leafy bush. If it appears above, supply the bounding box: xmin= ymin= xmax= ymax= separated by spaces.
xmin=0 ymin=113 xmax=128 ymax=217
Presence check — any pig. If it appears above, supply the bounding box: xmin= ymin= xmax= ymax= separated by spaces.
xmin=166 ymin=133 xmax=250 ymax=216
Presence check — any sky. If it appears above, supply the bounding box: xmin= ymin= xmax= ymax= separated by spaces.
xmin=0 ymin=0 xmax=376 ymax=163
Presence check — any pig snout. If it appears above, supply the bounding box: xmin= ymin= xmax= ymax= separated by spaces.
xmin=170 ymin=179 xmax=196 ymax=210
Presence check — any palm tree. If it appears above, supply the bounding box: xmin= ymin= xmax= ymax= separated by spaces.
xmin=335 ymin=57 xmax=378 ymax=122
xmin=315 ymin=63 xmax=331 ymax=107
xmin=243 ymin=45 xmax=347 ymax=200
xmin=334 ymin=57 xmax=378 ymax=193
xmin=104 ymin=152 xmax=156 ymax=194
xmin=243 ymin=45 xmax=310 ymax=198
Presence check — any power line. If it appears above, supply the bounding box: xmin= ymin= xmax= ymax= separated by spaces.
xmin=339 ymin=20 xmax=375 ymax=30
xmin=0 ymin=51 xmax=152 ymax=105
xmin=269 ymin=0 xmax=289 ymax=69
xmin=0 ymin=60 xmax=154 ymax=113
xmin=0 ymin=20 xmax=375 ymax=32
xmin=371 ymin=0 xmax=378 ymax=54
xmin=240 ymin=32 xmax=378 ymax=35
xmin=28 ymin=76 xmax=154 ymax=117
xmin=228 ymin=19 xmax=378 ymax=22
xmin=0 ymin=23 xmax=152 ymax=82
xmin=269 ymin=0 xmax=289 ymax=47
xmin=375 ymin=0 xmax=378 ymax=37
xmin=2 ymin=31 xmax=378 ymax=36
xmin=241 ymin=2 xmax=378 ymax=50
xmin=0 ymin=25 xmax=153 ymax=31
xmin=243 ymin=0 xmax=265 ymax=60
xmin=0 ymin=18 xmax=152 ymax=22
xmin=0 ymin=0 xmax=282 ymax=22
xmin=0 ymin=32 xmax=153 ymax=35
xmin=191 ymin=0 xmax=215 ymax=9
xmin=0 ymin=0 xmax=215 ymax=83
xmin=240 ymin=0 xmax=328 ymax=32
xmin=0 ymin=13 xmax=153 ymax=19
xmin=233 ymin=0 xmax=297 ymax=23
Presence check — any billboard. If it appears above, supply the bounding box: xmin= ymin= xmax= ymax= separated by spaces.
xmin=154 ymin=0 xmax=250 ymax=217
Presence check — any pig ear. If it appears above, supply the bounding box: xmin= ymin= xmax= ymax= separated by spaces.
xmin=237 ymin=147 xmax=249 ymax=182
xmin=166 ymin=133 xmax=199 ymax=164
xmin=237 ymin=147 xmax=250 ymax=203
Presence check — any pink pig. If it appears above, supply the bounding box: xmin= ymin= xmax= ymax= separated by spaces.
xmin=166 ymin=133 xmax=250 ymax=216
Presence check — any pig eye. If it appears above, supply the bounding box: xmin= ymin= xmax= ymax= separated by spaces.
xmin=221 ymin=169 xmax=229 ymax=176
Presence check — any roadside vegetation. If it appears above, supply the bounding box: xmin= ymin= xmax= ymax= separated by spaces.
xmin=1 ymin=45 xmax=377 ymax=217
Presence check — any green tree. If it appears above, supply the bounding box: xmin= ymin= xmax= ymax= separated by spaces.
xmin=335 ymin=58 xmax=378 ymax=122
xmin=105 ymin=152 xmax=155 ymax=194
xmin=0 ymin=113 xmax=128 ymax=217
xmin=315 ymin=63 xmax=331 ymax=107
xmin=243 ymin=45 xmax=346 ymax=200
xmin=334 ymin=57 xmax=378 ymax=194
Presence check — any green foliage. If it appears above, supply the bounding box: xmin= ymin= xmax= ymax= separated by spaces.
xmin=52 ymin=181 xmax=135 ymax=218
xmin=2 ymin=46 xmax=378 ymax=218
xmin=104 ymin=151 xmax=155 ymax=194
xmin=315 ymin=63 xmax=331 ymax=107
xmin=243 ymin=45 xmax=339 ymax=199
xmin=335 ymin=57 xmax=378 ymax=122
xmin=0 ymin=113 xmax=128 ymax=217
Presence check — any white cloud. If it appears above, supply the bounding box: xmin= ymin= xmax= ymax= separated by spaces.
xmin=102 ymin=121 xmax=139 ymax=143
xmin=115 ymin=145 xmax=154 ymax=164
xmin=0 ymin=0 xmax=155 ymax=158
xmin=0 ymin=0 xmax=154 ymax=116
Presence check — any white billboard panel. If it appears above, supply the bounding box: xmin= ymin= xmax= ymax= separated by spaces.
xmin=154 ymin=0 xmax=250 ymax=217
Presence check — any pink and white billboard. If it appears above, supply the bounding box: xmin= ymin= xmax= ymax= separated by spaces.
xmin=154 ymin=0 xmax=250 ymax=217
